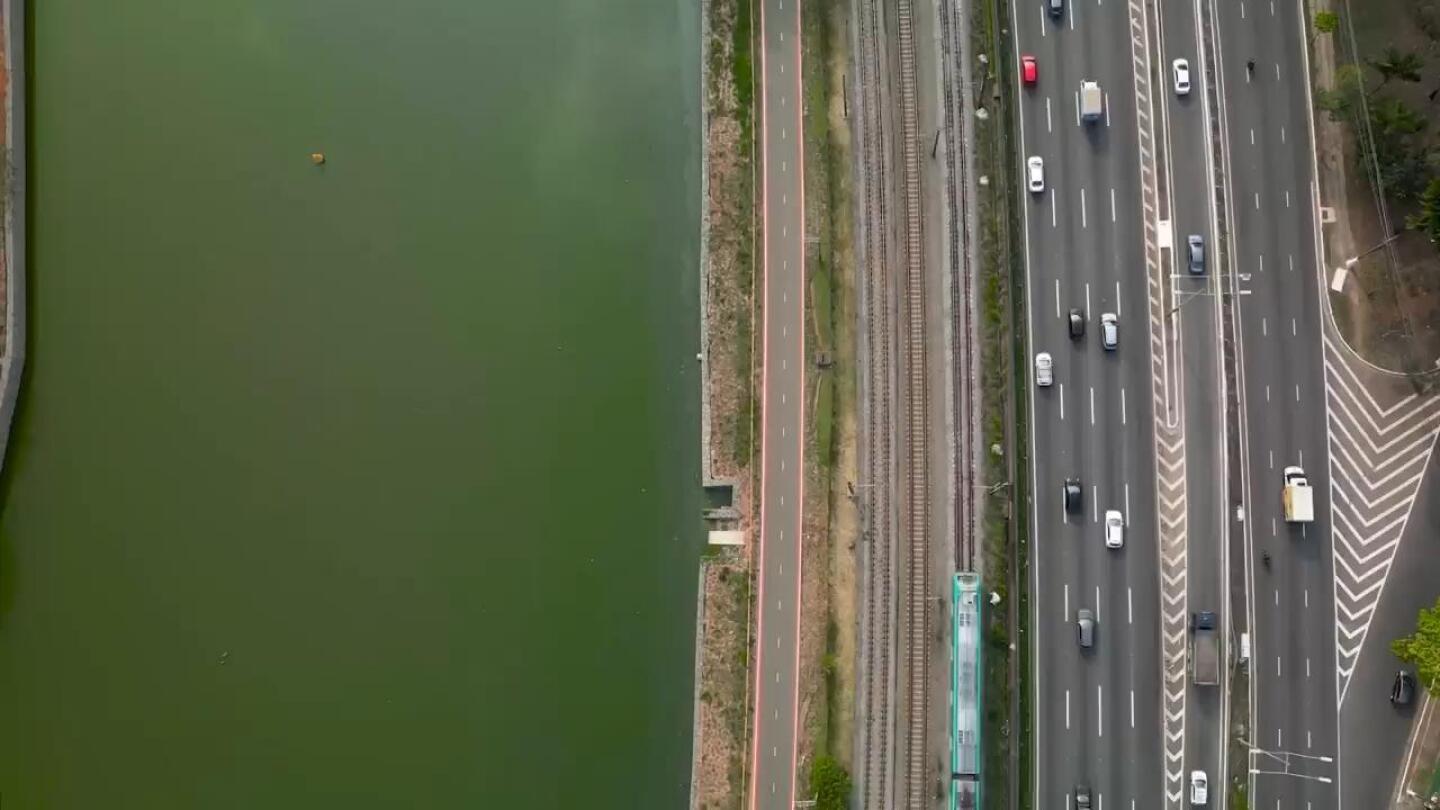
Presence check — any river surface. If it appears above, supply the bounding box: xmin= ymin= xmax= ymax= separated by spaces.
xmin=0 ymin=1 xmax=701 ymax=806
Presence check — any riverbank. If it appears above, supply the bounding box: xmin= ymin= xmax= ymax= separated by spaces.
xmin=0 ymin=0 xmax=27 ymax=471
xmin=691 ymin=0 xmax=759 ymax=805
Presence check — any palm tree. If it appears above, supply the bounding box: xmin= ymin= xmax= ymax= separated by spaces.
xmin=1369 ymin=46 xmax=1425 ymax=87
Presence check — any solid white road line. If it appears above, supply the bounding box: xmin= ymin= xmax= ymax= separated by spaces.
xmin=1282 ymin=126 xmax=1286 ymax=143
xmin=1066 ymin=689 xmax=1071 ymax=729
xmin=1051 ymin=189 xmax=1058 ymax=228
xmin=1115 ymin=281 xmax=1122 ymax=317
xmin=1055 ymin=279 xmax=1061 ymax=318
xmin=1111 ymin=187 xmax=1117 ymax=222
xmin=1124 ymin=483 xmax=1130 ymax=521
xmin=1250 ymin=128 xmax=1255 ymax=145
xmin=1130 ymin=689 xmax=1135 ymax=728
xmin=1090 ymin=387 xmax=1095 ymax=426
xmin=1307 ymin=658 xmax=1312 ymax=678
xmin=1292 ymin=318 xmax=1297 ymax=336
xmin=1262 ymin=317 xmax=1267 ymax=336
xmin=1085 ymin=283 xmax=1091 ymax=316
xmin=1039 ymin=5 xmax=1046 ymax=35
xmin=1060 ymin=383 xmax=1066 ymax=420
xmin=1274 ymin=589 xmax=1279 ymax=606
xmin=1081 ymin=188 xmax=1088 ymax=229
xmin=1092 ymin=486 xmax=1098 ymax=523
xmin=1241 ymin=1 xmax=1246 ymax=17
xmin=1097 ymin=685 xmax=1103 ymax=738
xmin=1286 ymin=190 xmax=1291 ymax=208
xmin=1277 ymin=656 xmax=1282 ymax=677
xmin=1304 ymin=589 xmax=1309 ymax=607
xmin=1127 ymin=587 xmax=1133 ymax=624
xmin=1094 ymin=586 xmax=1100 ymax=620
xmin=1254 ymin=192 xmax=1260 ymax=210
xmin=1121 ymin=388 xmax=1127 ymax=425
xmin=1064 ymin=583 xmax=1070 ymax=620
xmin=1047 ymin=96 xmax=1053 ymax=132
xmin=1295 ymin=384 xmax=1300 ymax=402
xmin=1074 ymin=91 xmax=1080 ymax=126
xmin=1268 ymin=450 xmax=1273 ymax=468
xmin=1259 ymin=253 xmax=1264 ymax=272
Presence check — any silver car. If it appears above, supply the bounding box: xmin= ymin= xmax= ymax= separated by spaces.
xmin=1027 ymin=156 xmax=1046 ymax=193
xmin=1035 ymin=351 xmax=1054 ymax=386
xmin=1100 ymin=313 xmax=1118 ymax=350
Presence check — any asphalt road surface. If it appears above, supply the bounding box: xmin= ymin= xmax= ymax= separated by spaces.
xmin=1153 ymin=0 xmax=1228 ymax=798
xmin=1012 ymin=0 xmax=1166 ymax=805
xmin=1216 ymin=0 xmax=1340 ymax=805
xmin=748 ymin=0 xmax=805 ymax=805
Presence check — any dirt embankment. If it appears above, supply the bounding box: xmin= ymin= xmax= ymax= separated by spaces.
xmin=692 ymin=0 xmax=758 ymax=805
xmin=1312 ymin=0 xmax=1440 ymax=374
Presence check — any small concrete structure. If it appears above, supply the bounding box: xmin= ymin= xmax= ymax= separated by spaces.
xmin=707 ymin=530 xmax=745 ymax=547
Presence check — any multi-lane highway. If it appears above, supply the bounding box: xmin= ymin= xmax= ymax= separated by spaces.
xmin=1216 ymin=0 xmax=1341 ymax=805
xmin=748 ymin=0 xmax=805 ymax=804
xmin=1012 ymin=0 xmax=1167 ymax=805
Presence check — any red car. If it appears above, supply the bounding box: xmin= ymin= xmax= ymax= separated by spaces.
xmin=1021 ymin=55 xmax=1038 ymax=85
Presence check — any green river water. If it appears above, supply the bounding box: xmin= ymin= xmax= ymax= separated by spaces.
xmin=0 ymin=1 xmax=702 ymax=806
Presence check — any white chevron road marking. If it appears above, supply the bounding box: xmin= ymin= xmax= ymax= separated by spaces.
xmin=1321 ymin=336 xmax=1440 ymax=707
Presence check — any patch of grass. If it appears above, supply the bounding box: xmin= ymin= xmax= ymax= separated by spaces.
xmin=732 ymin=0 xmax=754 ymax=150
xmin=814 ymin=372 xmax=835 ymax=471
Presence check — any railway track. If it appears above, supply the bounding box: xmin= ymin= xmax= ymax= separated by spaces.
xmin=894 ymin=0 xmax=928 ymax=806
xmin=937 ymin=0 xmax=977 ymax=574
xmin=855 ymin=0 xmax=893 ymax=805
xmin=855 ymin=0 xmax=928 ymax=804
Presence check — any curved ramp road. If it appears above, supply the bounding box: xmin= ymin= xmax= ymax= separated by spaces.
xmin=747 ymin=0 xmax=805 ymax=806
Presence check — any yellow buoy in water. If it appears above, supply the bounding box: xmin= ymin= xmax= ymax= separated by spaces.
xmin=310 ymin=152 xmax=326 ymax=165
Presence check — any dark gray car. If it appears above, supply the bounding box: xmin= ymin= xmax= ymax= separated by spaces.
xmin=1064 ymin=478 xmax=1083 ymax=514
xmin=1076 ymin=609 xmax=1095 ymax=649
xmin=1187 ymin=234 xmax=1205 ymax=274
xmin=1074 ymin=783 xmax=1092 ymax=809
xmin=1069 ymin=308 xmax=1085 ymax=339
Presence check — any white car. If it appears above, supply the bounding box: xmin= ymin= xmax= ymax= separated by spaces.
xmin=1173 ymin=58 xmax=1191 ymax=95
xmin=1034 ymin=352 xmax=1054 ymax=387
xmin=1027 ymin=155 xmax=1045 ymax=193
xmin=1100 ymin=312 xmax=1118 ymax=350
xmin=1104 ymin=510 xmax=1124 ymax=549
xmin=1189 ymin=770 xmax=1208 ymax=805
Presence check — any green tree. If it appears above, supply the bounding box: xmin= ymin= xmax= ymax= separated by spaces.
xmin=1313 ymin=10 xmax=1340 ymax=40
xmin=1373 ymin=97 xmax=1428 ymax=137
xmin=1370 ymin=46 xmax=1425 ymax=86
xmin=1392 ymin=596 xmax=1440 ymax=687
xmin=1407 ymin=177 xmax=1440 ymax=245
xmin=1316 ymin=63 xmax=1367 ymax=120
xmin=809 ymin=756 xmax=853 ymax=810
xmin=1414 ymin=0 xmax=1440 ymax=47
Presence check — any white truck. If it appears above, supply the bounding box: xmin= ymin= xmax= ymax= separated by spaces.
xmin=1282 ymin=466 xmax=1314 ymax=523
xmin=1080 ymin=80 xmax=1103 ymax=122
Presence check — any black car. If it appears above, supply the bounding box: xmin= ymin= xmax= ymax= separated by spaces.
xmin=1074 ymin=784 xmax=1092 ymax=809
xmin=1392 ymin=670 xmax=1415 ymax=705
xmin=1063 ymin=478 xmax=1083 ymax=514
xmin=1068 ymin=308 xmax=1085 ymax=339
